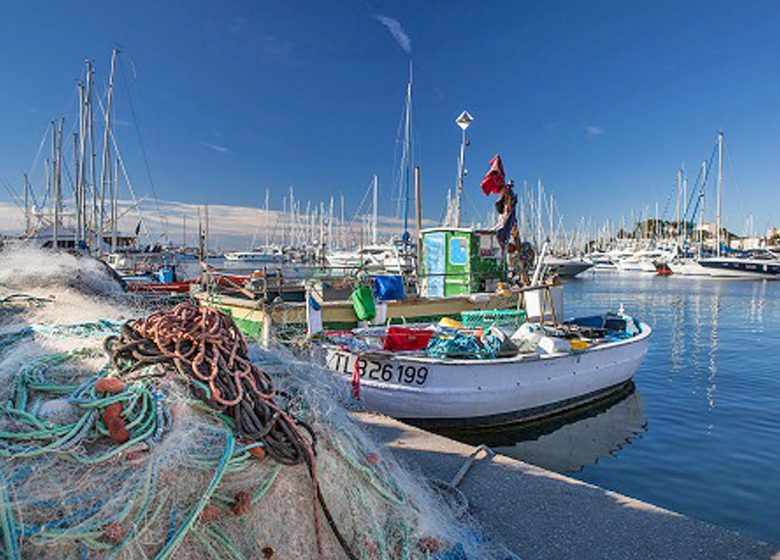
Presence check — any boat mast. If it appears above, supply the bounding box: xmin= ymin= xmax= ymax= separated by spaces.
xmin=264 ymin=188 xmax=270 ymax=248
xmin=111 ymin=155 xmax=118 ymax=252
xmin=51 ymin=121 xmax=59 ymax=249
xmin=86 ymin=61 xmax=97 ymax=249
xmin=289 ymin=186 xmax=295 ymax=247
xmin=682 ymin=172 xmax=688 ymax=247
xmin=205 ymin=204 xmax=210 ymax=254
xmin=699 ymin=159 xmax=707 ymax=258
xmin=99 ymin=47 xmax=119 ymax=254
xmin=72 ymin=132 xmax=80 ymax=244
xmin=675 ymin=169 xmax=681 ymax=249
xmin=549 ymin=194 xmax=554 ymax=250
xmin=401 ymin=64 xmax=413 ymax=240
xmin=537 ymin=180 xmax=543 ymax=246
xmin=372 ymin=174 xmax=378 ymax=245
xmin=340 ymin=194 xmax=345 ymax=249
xmin=716 ymin=131 xmax=724 ymax=257
xmin=23 ymin=174 xmax=30 ymax=235
xmin=76 ymin=79 xmax=85 ymax=244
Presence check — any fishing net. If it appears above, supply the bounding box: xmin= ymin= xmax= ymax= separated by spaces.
xmin=0 ymin=248 xmax=510 ymax=560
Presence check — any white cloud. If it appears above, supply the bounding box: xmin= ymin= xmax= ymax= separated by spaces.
xmin=374 ymin=15 xmax=412 ymax=54
xmin=586 ymin=125 xmax=605 ymax=138
xmin=0 ymin=198 xmax=437 ymax=250
xmin=197 ymin=141 xmax=229 ymax=154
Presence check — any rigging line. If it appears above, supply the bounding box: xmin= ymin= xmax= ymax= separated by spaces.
xmin=462 ymin=187 xmax=483 ymax=227
xmin=392 ymin=94 xmax=407 ymax=219
xmin=106 ymin=118 xmax=153 ymax=242
xmin=248 ymin=202 xmax=263 ymax=250
xmin=118 ymin=55 xmax=169 ymax=239
xmin=1 ymin=177 xmax=25 ymax=215
xmin=725 ymin=143 xmax=747 ymax=233
xmin=345 ymin=179 xmax=375 ymax=230
xmin=25 ymin=122 xmax=52 ymax=209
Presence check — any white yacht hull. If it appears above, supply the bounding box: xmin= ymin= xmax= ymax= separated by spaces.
xmin=545 ymin=258 xmax=594 ymax=278
xmin=667 ymin=260 xmax=710 ymax=276
xmin=698 ymin=257 xmax=780 ymax=279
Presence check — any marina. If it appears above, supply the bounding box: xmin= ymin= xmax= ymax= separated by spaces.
xmin=3 ymin=3 xmax=780 ymax=559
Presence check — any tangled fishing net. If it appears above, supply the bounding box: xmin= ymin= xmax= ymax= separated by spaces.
xmin=0 ymin=248 xmax=509 ymax=559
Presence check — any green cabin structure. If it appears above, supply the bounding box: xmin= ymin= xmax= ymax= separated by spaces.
xmin=419 ymin=227 xmax=506 ymax=297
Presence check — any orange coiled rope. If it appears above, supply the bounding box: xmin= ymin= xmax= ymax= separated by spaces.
xmin=104 ymin=302 xmax=315 ymax=465
xmin=104 ymin=303 xmax=350 ymax=559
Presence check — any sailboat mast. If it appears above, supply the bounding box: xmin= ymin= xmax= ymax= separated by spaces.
xmin=86 ymin=61 xmax=98 ymax=247
xmin=700 ymin=159 xmax=707 ymax=258
xmin=77 ymin=79 xmax=86 ymax=243
xmin=73 ymin=133 xmax=80 ymax=244
xmin=716 ymin=131 xmax=724 ymax=257
xmin=111 ymin=155 xmax=118 ymax=252
xmin=264 ymin=188 xmax=270 ymax=248
xmin=99 ymin=47 xmax=119 ymax=254
xmin=401 ymin=66 xmax=412 ymax=240
xmin=537 ymin=180 xmax=543 ymax=246
xmin=682 ymin=174 xmax=688 ymax=246
xmin=675 ymin=169 xmax=681 ymax=247
xmin=372 ymin=174 xmax=378 ymax=245
xmin=23 ymin=174 xmax=30 ymax=235
xmin=51 ymin=121 xmax=58 ymax=248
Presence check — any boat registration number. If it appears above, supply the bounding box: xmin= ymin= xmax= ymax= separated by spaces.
xmin=327 ymin=351 xmax=429 ymax=386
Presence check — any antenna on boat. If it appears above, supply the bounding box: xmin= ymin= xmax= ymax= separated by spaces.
xmin=454 ymin=109 xmax=474 ymax=228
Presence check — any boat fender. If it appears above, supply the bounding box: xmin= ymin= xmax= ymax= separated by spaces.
xmin=537 ymin=336 xmax=571 ymax=355
xmin=510 ymin=322 xmax=543 ymax=352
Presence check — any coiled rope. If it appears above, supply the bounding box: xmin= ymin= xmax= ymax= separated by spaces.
xmin=103 ymin=303 xmax=355 ymax=560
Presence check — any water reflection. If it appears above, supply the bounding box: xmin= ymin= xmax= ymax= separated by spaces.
xmin=438 ymin=384 xmax=647 ymax=474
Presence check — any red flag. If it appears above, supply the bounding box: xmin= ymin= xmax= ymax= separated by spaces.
xmin=480 ymin=155 xmax=505 ymax=195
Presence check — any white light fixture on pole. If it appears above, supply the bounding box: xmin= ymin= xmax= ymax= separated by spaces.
xmin=454 ymin=110 xmax=474 ymax=227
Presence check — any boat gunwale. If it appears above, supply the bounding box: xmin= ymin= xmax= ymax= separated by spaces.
xmin=322 ymin=321 xmax=652 ymax=366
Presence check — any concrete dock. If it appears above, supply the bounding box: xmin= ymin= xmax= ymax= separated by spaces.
xmin=353 ymin=412 xmax=780 ymax=560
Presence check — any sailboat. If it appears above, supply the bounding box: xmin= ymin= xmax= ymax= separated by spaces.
xmin=693 ymin=132 xmax=780 ymax=279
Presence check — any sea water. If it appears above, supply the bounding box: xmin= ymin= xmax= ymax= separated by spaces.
xmin=452 ymin=273 xmax=780 ymax=544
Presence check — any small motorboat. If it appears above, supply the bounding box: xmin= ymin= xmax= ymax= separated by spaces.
xmin=318 ymin=311 xmax=651 ymax=427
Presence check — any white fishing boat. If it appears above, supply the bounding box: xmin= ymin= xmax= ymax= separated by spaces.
xmin=319 ymin=309 xmax=651 ymax=427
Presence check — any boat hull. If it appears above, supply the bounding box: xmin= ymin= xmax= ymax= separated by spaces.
xmin=698 ymin=257 xmax=780 ymax=279
xmin=322 ymin=323 xmax=651 ymax=427
xmin=545 ymin=259 xmax=593 ymax=277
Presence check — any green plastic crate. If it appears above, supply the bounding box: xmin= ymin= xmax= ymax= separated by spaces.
xmin=461 ymin=309 xmax=527 ymax=328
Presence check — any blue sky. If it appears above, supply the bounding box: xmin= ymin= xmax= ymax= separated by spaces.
xmin=1 ymin=0 xmax=780 ymax=235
